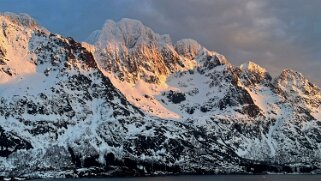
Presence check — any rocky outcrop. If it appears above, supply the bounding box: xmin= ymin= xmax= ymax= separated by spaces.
xmin=240 ymin=61 xmax=272 ymax=86
xmin=0 ymin=126 xmax=32 ymax=157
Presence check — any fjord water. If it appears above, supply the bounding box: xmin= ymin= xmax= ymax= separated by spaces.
xmin=41 ymin=175 xmax=321 ymax=181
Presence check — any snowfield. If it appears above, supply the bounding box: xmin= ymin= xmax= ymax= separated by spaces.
xmin=0 ymin=13 xmax=321 ymax=179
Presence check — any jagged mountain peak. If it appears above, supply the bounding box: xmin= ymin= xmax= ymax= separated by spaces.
xmin=239 ymin=61 xmax=272 ymax=85
xmin=93 ymin=18 xmax=171 ymax=50
xmin=279 ymin=68 xmax=305 ymax=81
xmin=277 ymin=68 xmax=311 ymax=87
xmin=89 ymin=18 xmax=189 ymax=84
xmin=0 ymin=12 xmax=39 ymax=29
xmin=0 ymin=12 xmax=50 ymax=83
xmin=275 ymin=68 xmax=320 ymax=97
xmin=88 ymin=18 xmax=231 ymax=85
xmin=174 ymin=38 xmax=202 ymax=59
xmin=240 ymin=61 xmax=267 ymax=74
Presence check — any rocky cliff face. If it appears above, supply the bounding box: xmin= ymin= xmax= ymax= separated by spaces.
xmin=1 ymin=14 xmax=321 ymax=179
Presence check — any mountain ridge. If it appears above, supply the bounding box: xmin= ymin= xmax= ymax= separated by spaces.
xmin=1 ymin=13 xmax=321 ymax=179
xmin=88 ymin=18 xmax=321 ymax=120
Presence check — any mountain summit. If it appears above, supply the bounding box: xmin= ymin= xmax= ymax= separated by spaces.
xmin=1 ymin=14 xmax=321 ymax=179
xmin=88 ymin=18 xmax=203 ymax=84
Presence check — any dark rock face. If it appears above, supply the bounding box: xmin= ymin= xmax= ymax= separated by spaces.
xmin=0 ymin=127 xmax=32 ymax=157
xmin=240 ymin=69 xmax=272 ymax=86
xmin=0 ymin=47 xmax=6 ymax=65
xmin=1 ymin=67 xmax=12 ymax=76
xmin=166 ymin=90 xmax=186 ymax=104
xmin=0 ymin=59 xmax=6 ymax=65
xmin=219 ymin=85 xmax=261 ymax=117
xmin=204 ymin=55 xmax=228 ymax=70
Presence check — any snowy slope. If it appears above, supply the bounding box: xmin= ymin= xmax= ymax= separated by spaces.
xmin=89 ymin=18 xmax=321 ymax=173
xmin=1 ymin=14 xmax=321 ymax=179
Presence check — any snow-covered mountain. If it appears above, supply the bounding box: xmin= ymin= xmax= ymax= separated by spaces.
xmin=1 ymin=13 xmax=321 ymax=179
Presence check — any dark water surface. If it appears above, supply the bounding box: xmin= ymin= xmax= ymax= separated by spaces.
xmin=38 ymin=175 xmax=321 ymax=181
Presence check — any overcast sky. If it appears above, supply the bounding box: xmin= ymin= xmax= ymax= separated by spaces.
xmin=1 ymin=0 xmax=320 ymax=85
